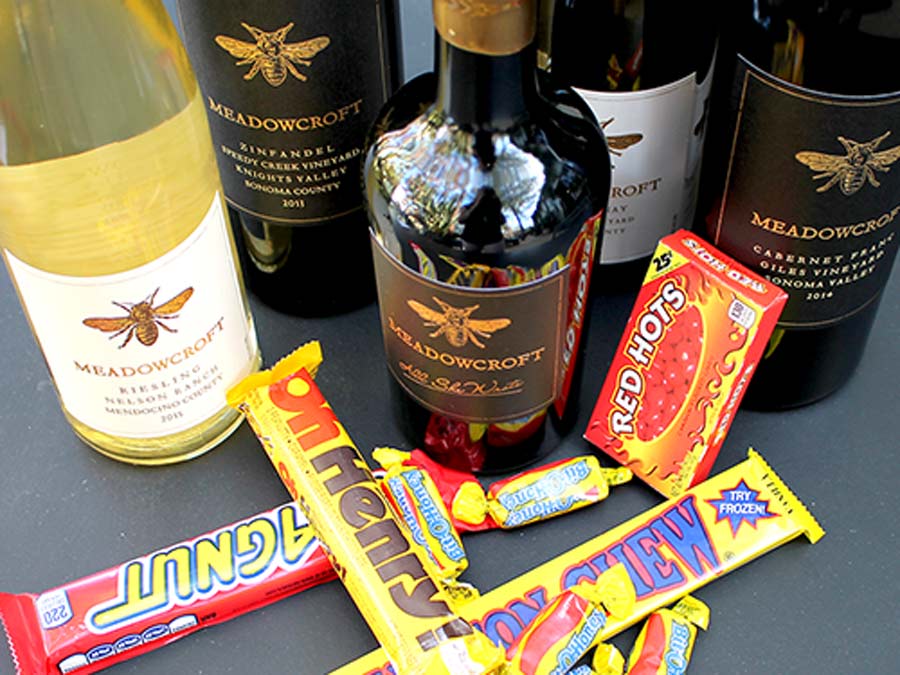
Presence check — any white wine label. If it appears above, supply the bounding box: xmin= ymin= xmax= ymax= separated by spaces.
xmin=576 ymin=69 xmax=713 ymax=263
xmin=711 ymin=58 xmax=900 ymax=327
xmin=5 ymin=195 xmax=257 ymax=438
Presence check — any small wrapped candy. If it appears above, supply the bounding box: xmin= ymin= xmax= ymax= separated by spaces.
xmin=373 ymin=447 xmax=478 ymax=606
xmin=373 ymin=450 xmax=632 ymax=533
xmin=625 ymin=595 xmax=709 ymax=675
xmin=504 ymin=565 xmax=635 ymax=675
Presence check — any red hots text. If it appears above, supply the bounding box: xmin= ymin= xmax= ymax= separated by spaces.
xmin=263 ymin=368 xmax=472 ymax=647
xmin=610 ymin=280 xmax=687 ymax=435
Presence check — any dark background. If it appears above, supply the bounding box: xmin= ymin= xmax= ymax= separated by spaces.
xmin=1 ymin=2 xmax=897 ymax=673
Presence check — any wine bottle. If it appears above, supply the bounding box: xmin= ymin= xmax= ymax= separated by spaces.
xmin=176 ymin=0 xmax=401 ymax=316
xmin=0 ymin=0 xmax=261 ymax=464
xmin=701 ymin=0 xmax=900 ymax=408
xmin=549 ymin=0 xmax=719 ymax=270
xmin=365 ymin=0 xmax=611 ymax=473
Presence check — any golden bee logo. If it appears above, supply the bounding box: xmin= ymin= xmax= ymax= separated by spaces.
xmin=408 ymin=297 xmax=511 ymax=349
xmin=215 ymin=22 xmax=330 ymax=87
xmin=83 ymin=288 xmax=194 ymax=349
xmin=795 ymin=131 xmax=900 ymax=196
xmin=600 ymin=118 xmax=644 ymax=157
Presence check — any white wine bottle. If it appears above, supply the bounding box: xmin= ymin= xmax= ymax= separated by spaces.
xmin=0 ymin=0 xmax=261 ymax=464
xmin=550 ymin=0 xmax=718 ymax=272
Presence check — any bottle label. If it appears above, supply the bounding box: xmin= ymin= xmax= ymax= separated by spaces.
xmin=710 ymin=58 xmax=900 ymax=327
xmin=4 ymin=195 xmax=257 ymax=438
xmin=371 ymin=235 xmax=569 ymax=424
xmin=576 ymin=68 xmax=713 ymax=263
xmin=177 ymin=0 xmax=392 ymax=225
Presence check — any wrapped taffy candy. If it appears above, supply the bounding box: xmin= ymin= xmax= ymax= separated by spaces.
xmin=227 ymin=343 xmax=506 ymax=675
xmin=374 ymin=449 xmax=632 ymax=532
xmin=505 ymin=565 xmax=635 ymax=675
xmin=373 ymin=448 xmax=478 ymax=606
xmin=625 ymin=596 xmax=708 ymax=675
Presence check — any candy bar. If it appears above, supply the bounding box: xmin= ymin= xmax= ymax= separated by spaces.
xmin=227 ymin=342 xmax=506 ymax=674
xmin=585 ymin=230 xmax=788 ymax=498
xmin=0 ymin=503 xmax=333 ymax=675
xmin=335 ymin=449 xmax=823 ymax=673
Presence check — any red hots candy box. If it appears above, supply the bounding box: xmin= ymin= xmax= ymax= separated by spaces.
xmin=585 ymin=231 xmax=788 ymax=498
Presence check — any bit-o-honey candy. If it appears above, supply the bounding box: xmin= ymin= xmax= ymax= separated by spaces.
xmin=625 ymin=595 xmax=709 ymax=675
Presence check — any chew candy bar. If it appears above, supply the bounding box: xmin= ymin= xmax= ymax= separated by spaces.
xmin=335 ymin=449 xmax=823 ymax=673
xmin=374 ymin=449 xmax=631 ymax=532
xmin=0 ymin=503 xmax=333 ymax=675
xmin=227 ymin=343 xmax=506 ymax=674
xmin=625 ymin=596 xmax=708 ymax=675
xmin=505 ymin=565 xmax=635 ymax=675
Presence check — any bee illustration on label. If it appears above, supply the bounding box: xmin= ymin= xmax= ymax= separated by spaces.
xmin=408 ymin=297 xmax=511 ymax=349
xmin=83 ymin=288 xmax=194 ymax=349
xmin=215 ymin=22 xmax=330 ymax=87
xmin=600 ymin=118 xmax=644 ymax=157
xmin=795 ymin=131 xmax=900 ymax=196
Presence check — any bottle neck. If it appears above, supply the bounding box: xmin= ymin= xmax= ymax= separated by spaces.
xmin=435 ymin=35 xmax=537 ymax=130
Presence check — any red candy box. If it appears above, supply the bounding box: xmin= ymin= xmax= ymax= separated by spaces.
xmin=585 ymin=231 xmax=788 ymax=497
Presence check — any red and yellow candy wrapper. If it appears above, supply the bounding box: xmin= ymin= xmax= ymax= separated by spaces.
xmin=335 ymin=449 xmax=823 ymax=674
xmin=374 ymin=449 xmax=631 ymax=532
xmin=625 ymin=595 xmax=709 ymax=675
xmin=227 ymin=343 xmax=506 ymax=675
xmin=0 ymin=503 xmax=333 ymax=675
xmin=505 ymin=565 xmax=635 ymax=675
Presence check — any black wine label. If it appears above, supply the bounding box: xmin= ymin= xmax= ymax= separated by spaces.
xmin=710 ymin=57 xmax=900 ymax=327
xmin=371 ymin=234 xmax=568 ymax=424
xmin=177 ymin=0 xmax=391 ymax=225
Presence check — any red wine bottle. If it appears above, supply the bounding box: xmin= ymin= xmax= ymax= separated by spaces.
xmin=176 ymin=0 xmax=401 ymax=315
xmin=549 ymin=0 xmax=718 ymax=273
xmin=365 ymin=0 xmax=611 ymax=473
xmin=701 ymin=0 xmax=900 ymax=408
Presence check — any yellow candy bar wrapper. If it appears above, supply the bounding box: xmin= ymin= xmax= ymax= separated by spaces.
xmin=374 ymin=447 xmax=470 ymax=587
xmin=335 ymin=449 xmax=823 ymax=674
xmin=505 ymin=566 xmax=635 ymax=675
xmin=625 ymin=596 xmax=709 ymax=675
xmin=227 ymin=343 xmax=506 ymax=675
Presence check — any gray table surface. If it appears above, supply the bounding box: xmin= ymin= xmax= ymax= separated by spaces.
xmin=2 ymin=3 xmax=898 ymax=674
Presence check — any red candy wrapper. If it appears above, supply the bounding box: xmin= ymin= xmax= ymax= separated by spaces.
xmin=0 ymin=503 xmax=333 ymax=674
xmin=626 ymin=595 xmax=709 ymax=675
xmin=585 ymin=231 xmax=788 ymax=497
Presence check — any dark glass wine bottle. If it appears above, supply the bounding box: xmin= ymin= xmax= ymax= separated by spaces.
xmin=701 ymin=0 xmax=900 ymax=408
xmin=176 ymin=0 xmax=401 ymax=315
xmin=365 ymin=0 xmax=611 ymax=473
xmin=549 ymin=0 xmax=718 ymax=276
